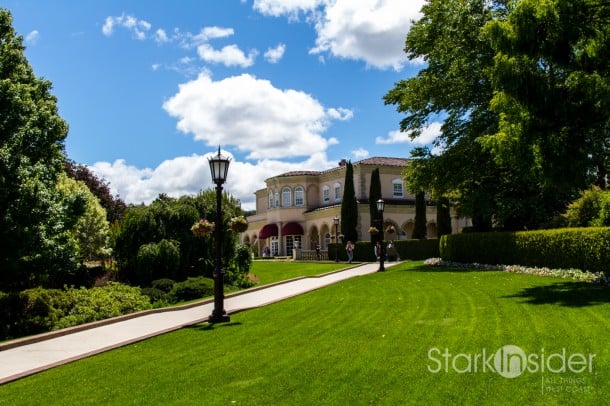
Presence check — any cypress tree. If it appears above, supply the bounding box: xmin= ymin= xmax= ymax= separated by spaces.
xmin=341 ymin=161 xmax=359 ymax=242
xmin=368 ymin=168 xmax=382 ymax=243
xmin=412 ymin=191 xmax=427 ymax=239
xmin=436 ymin=196 xmax=452 ymax=237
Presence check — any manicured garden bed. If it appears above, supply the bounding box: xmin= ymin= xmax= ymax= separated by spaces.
xmin=0 ymin=261 xmax=607 ymax=404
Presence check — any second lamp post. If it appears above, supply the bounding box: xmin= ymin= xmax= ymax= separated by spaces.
xmin=376 ymin=199 xmax=385 ymax=272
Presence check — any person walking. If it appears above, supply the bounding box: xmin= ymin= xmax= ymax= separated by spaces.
xmin=345 ymin=241 xmax=354 ymax=263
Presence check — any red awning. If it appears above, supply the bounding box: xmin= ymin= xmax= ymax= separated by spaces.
xmin=282 ymin=222 xmax=304 ymax=235
xmin=258 ymin=224 xmax=278 ymax=239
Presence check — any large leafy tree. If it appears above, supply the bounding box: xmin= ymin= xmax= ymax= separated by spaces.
xmin=0 ymin=10 xmax=83 ymax=289
xmin=56 ymin=174 xmax=111 ymax=262
xmin=482 ymin=0 xmax=610 ymax=209
xmin=385 ymin=0 xmax=507 ymax=230
xmin=65 ymin=160 xmax=126 ymax=223
xmin=386 ymin=0 xmax=609 ymax=229
xmin=340 ymin=161 xmax=359 ymax=242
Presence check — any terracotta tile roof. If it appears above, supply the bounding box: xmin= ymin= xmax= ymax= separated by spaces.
xmin=355 ymin=157 xmax=410 ymax=167
xmin=272 ymin=157 xmax=409 ymax=179
xmin=275 ymin=170 xmax=321 ymax=178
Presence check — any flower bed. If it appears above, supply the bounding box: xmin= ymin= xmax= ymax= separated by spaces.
xmin=424 ymin=258 xmax=610 ymax=286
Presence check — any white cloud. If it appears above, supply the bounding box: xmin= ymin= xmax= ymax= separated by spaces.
xmin=25 ymin=30 xmax=39 ymax=45
xmin=197 ymin=44 xmax=258 ymax=68
xmin=326 ymin=107 xmax=353 ymax=121
xmin=102 ymin=14 xmax=152 ymax=40
xmin=253 ymin=0 xmax=324 ymax=19
xmin=375 ymin=122 xmax=442 ymax=145
xmin=352 ymin=148 xmax=369 ymax=159
xmin=201 ymin=26 xmax=234 ymax=40
xmin=154 ymin=28 xmax=168 ymax=43
xmin=254 ymin=0 xmax=425 ymax=70
xmin=90 ymin=152 xmax=335 ymax=210
xmin=171 ymin=26 xmax=235 ymax=49
xmin=163 ymin=72 xmax=351 ymax=160
xmin=101 ymin=15 xmax=254 ymax=70
xmin=264 ymin=43 xmax=286 ymax=63
xmin=102 ymin=17 xmax=114 ymax=36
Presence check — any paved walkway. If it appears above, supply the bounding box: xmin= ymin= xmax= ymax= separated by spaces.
xmin=0 ymin=262 xmax=398 ymax=385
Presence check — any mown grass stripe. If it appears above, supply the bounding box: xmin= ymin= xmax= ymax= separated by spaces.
xmin=0 ymin=261 xmax=607 ymax=405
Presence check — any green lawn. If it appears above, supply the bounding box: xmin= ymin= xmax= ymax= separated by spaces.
xmin=0 ymin=261 xmax=608 ymax=405
xmin=249 ymin=260 xmax=353 ymax=285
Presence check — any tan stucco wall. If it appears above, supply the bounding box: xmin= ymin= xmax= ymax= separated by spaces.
xmin=244 ymin=159 xmax=471 ymax=256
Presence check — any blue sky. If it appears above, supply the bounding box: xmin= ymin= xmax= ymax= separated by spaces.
xmin=5 ymin=0 xmax=439 ymax=210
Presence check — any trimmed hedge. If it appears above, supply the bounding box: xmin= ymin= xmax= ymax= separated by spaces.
xmin=330 ymin=239 xmax=439 ymax=262
xmin=395 ymin=239 xmax=440 ymax=260
xmin=440 ymin=227 xmax=610 ymax=275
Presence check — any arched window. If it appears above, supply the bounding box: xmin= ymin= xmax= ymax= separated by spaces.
xmin=334 ymin=182 xmax=342 ymax=201
xmin=294 ymin=186 xmax=304 ymax=206
xmin=282 ymin=187 xmax=292 ymax=207
xmin=269 ymin=191 xmax=274 ymax=209
xmin=323 ymin=185 xmax=330 ymax=202
xmin=274 ymin=191 xmax=280 ymax=208
xmin=392 ymin=179 xmax=404 ymax=197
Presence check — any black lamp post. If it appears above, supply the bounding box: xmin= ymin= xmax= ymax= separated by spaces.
xmin=333 ymin=216 xmax=340 ymax=262
xmin=208 ymin=147 xmax=231 ymax=323
xmin=376 ymin=199 xmax=385 ymax=272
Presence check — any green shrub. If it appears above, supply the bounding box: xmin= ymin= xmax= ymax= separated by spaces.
xmin=440 ymin=227 xmax=610 ymax=275
xmin=141 ymin=287 xmax=169 ymax=305
xmin=224 ymin=243 xmax=255 ymax=288
xmin=151 ymin=278 xmax=176 ymax=293
xmin=136 ymin=239 xmax=181 ymax=285
xmin=234 ymin=244 xmax=252 ymax=275
xmin=0 ymin=288 xmax=66 ymax=339
xmin=591 ymin=193 xmax=610 ymax=226
xmin=55 ymin=282 xmax=152 ymax=329
xmin=563 ymin=186 xmax=610 ymax=227
xmin=0 ymin=283 xmax=152 ymax=340
xmin=169 ymin=277 xmax=214 ymax=302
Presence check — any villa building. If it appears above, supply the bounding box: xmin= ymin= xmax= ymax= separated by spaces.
xmin=243 ymin=157 xmax=470 ymax=257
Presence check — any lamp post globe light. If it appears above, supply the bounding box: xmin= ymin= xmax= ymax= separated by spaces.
xmin=333 ymin=216 xmax=340 ymax=262
xmin=376 ymin=199 xmax=385 ymax=272
xmin=208 ymin=147 xmax=231 ymax=323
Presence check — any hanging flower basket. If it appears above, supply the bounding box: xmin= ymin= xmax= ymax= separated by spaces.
xmin=368 ymin=226 xmax=379 ymax=235
xmin=229 ymin=216 xmax=248 ymax=233
xmin=191 ymin=219 xmax=214 ymax=237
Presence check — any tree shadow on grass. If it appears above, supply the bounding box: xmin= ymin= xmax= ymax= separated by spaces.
xmin=504 ymin=282 xmax=610 ymax=307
